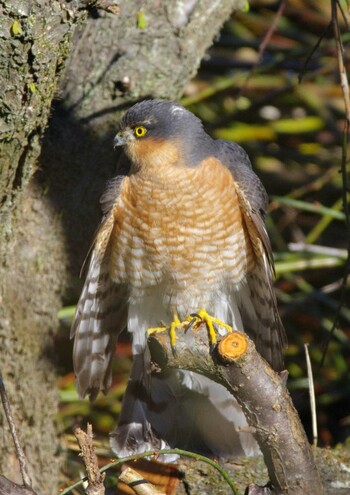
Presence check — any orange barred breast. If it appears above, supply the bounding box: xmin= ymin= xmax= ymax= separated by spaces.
xmin=109 ymin=157 xmax=256 ymax=304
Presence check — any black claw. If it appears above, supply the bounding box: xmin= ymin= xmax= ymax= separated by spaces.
xmin=185 ymin=313 xmax=203 ymax=333
xmin=185 ymin=317 xmax=198 ymax=333
xmin=189 ymin=312 xmax=202 ymax=320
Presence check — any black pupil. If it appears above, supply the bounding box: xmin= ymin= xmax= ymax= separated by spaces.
xmin=137 ymin=128 xmax=143 ymax=135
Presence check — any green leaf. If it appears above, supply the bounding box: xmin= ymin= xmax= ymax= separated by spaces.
xmin=275 ymin=256 xmax=345 ymax=275
xmin=271 ymin=196 xmax=346 ymax=221
xmin=57 ymin=305 xmax=76 ymax=321
xmin=241 ymin=1 xmax=250 ymax=13
xmin=214 ymin=124 xmax=275 ymax=142
xmin=271 ymin=116 xmax=324 ymax=134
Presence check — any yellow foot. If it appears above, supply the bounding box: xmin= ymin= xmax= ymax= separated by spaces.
xmin=148 ymin=313 xmax=184 ymax=347
xmin=147 ymin=309 xmax=232 ymax=348
xmin=185 ymin=309 xmax=232 ymax=345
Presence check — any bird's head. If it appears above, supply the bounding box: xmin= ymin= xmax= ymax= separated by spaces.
xmin=113 ymin=100 xmax=212 ymax=172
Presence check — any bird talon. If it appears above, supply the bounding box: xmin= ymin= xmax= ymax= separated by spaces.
xmin=147 ymin=326 xmax=168 ymax=336
xmin=148 ymin=310 xmax=232 ymax=349
xmin=189 ymin=312 xmax=202 ymax=320
xmin=185 ymin=314 xmax=201 ymax=333
xmin=148 ymin=313 xmax=182 ymax=347
xmin=209 ymin=343 xmax=216 ymax=354
xmin=169 ymin=319 xmax=180 ymax=347
xmin=195 ymin=309 xmax=232 ymax=346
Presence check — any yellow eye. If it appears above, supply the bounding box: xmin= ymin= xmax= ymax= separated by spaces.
xmin=134 ymin=126 xmax=147 ymax=138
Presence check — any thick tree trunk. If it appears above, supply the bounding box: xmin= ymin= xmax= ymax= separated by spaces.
xmin=0 ymin=0 xmax=84 ymax=236
xmin=0 ymin=1 xmax=87 ymax=492
xmin=0 ymin=1 xmax=243 ymax=492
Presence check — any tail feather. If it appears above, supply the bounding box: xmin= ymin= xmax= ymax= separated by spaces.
xmin=111 ymin=355 xmax=259 ymax=460
xmin=110 ymin=354 xmax=178 ymax=462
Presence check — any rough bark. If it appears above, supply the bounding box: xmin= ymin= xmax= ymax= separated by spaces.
xmin=0 ymin=0 xmax=86 ymax=237
xmin=0 ymin=475 xmax=36 ymax=495
xmin=0 ymin=1 xmax=87 ymax=492
xmin=0 ymin=0 xmax=244 ymax=493
xmin=61 ymin=0 xmax=246 ymax=124
xmin=74 ymin=424 xmax=105 ymax=495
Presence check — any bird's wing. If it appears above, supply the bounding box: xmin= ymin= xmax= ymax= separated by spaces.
xmin=71 ymin=169 xmax=129 ymax=401
xmin=100 ymin=151 xmax=131 ymax=217
xmin=215 ymin=140 xmax=287 ymax=371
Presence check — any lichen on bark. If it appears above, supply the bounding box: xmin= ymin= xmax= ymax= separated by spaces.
xmin=0 ymin=0 xmax=80 ymax=240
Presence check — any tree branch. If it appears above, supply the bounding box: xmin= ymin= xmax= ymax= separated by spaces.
xmin=0 ymin=476 xmax=36 ymax=495
xmin=148 ymin=327 xmax=324 ymax=495
xmin=0 ymin=373 xmax=36 ymax=495
xmin=74 ymin=424 xmax=105 ymax=495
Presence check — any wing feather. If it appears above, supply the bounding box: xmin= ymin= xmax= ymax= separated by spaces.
xmin=216 ymin=140 xmax=287 ymax=370
xmin=71 ymin=200 xmax=128 ymax=401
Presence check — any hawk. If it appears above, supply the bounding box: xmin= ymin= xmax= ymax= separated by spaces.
xmin=71 ymin=100 xmax=286 ymax=460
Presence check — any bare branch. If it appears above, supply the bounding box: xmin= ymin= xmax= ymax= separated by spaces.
xmin=74 ymin=424 xmax=105 ymax=495
xmin=237 ymin=0 xmax=288 ymax=97
xmin=332 ymin=0 xmax=350 ymax=121
xmin=0 ymin=373 xmax=33 ymax=491
xmin=0 ymin=476 xmax=36 ymax=495
xmin=298 ymin=22 xmax=332 ymax=83
xmin=304 ymin=344 xmax=318 ymax=447
xmin=319 ymin=1 xmax=350 ymax=368
xmin=148 ymin=327 xmax=324 ymax=495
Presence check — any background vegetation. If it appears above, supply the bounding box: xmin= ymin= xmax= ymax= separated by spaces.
xmin=53 ymin=0 xmax=349 ymax=490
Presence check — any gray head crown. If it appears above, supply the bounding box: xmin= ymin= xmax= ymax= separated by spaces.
xmin=119 ymin=100 xmax=203 ymax=139
xmin=119 ymin=100 xmax=214 ymax=165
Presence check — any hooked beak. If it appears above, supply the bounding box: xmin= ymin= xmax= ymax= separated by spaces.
xmin=113 ymin=131 xmax=127 ymax=149
xmin=113 ymin=128 xmax=134 ymax=149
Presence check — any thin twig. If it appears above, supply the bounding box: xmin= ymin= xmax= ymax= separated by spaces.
xmin=332 ymin=0 xmax=350 ymax=121
xmin=288 ymin=242 xmax=347 ymax=258
xmin=271 ymin=195 xmax=346 ymax=219
xmin=256 ymin=0 xmax=287 ymax=63
xmin=298 ymin=22 xmax=332 ymax=84
xmin=237 ymin=0 xmax=288 ymax=98
xmin=336 ymin=0 xmax=350 ymax=31
xmin=319 ymin=1 xmax=350 ymax=369
xmin=0 ymin=373 xmax=33 ymax=490
xmin=287 ymin=166 xmax=340 ymax=200
xmin=304 ymin=344 xmax=318 ymax=447
xmin=74 ymin=424 xmax=105 ymax=495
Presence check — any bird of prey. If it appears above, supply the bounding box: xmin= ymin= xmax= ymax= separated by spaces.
xmin=71 ymin=99 xmax=286 ymax=461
